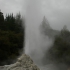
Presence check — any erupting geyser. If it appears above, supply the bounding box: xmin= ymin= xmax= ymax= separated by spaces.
xmin=24 ymin=0 xmax=55 ymax=69
xmin=24 ymin=0 xmax=43 ymax=64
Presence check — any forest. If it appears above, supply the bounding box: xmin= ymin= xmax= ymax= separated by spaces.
xmin=42 ymin=18 xmax=70 ymax=67
xmin=0 ymin=11 xmax=25 ymax=65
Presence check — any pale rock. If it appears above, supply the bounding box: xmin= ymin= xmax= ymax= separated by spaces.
xmin=0 ymin=54 xmax=40 ymax=70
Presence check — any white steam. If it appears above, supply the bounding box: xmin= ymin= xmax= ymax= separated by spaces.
xmin=24 ymin=0 xmax=53 ymax=65
xmin=23 ymin=0 xmax=68 ymax=70
xmin=25 ymin=0 xmax=42 ymax=57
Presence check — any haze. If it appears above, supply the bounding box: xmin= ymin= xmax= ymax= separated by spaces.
xmin=0 ymin=0 xmax=69 ymax=70
xmin=0 ymin=0 xmax=70 ymax=30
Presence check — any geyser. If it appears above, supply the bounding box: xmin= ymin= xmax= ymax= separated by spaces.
xmin=24 ymin=0 xmax=53 ymax=66
xmin=25 ymin=0 xmax=43 ymax=63
xmin=24 ymin=0 xmax=54 ymax=69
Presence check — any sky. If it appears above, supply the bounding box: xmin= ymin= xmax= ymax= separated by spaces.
xmin=0 ymin=0 xmax=70 ymax=30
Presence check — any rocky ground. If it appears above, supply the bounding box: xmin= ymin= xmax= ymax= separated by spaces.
xmin=0 ymin=54 xmax=40 ymax=70
xmin=0 ymin=54 xmax=69 ymax=70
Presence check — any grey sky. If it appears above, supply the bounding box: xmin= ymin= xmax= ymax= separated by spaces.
xmin=0 ymin=0 xmax=23 ymax=15
xmin=0 ymin=0 xmax=70 ymax=30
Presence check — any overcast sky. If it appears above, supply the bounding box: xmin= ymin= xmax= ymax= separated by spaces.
xmin=0 ymin=0 xmax=70 ymax=30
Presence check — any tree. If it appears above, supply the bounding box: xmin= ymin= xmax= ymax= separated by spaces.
xmin=47 ymin=27 xmax=70 ymax=66
xmin=0 ymin=10 xmax=4 ymax=22
xmin=15 ymin=13 xmax=24 ymax=33
xmin=0 ymin=11 xmax=25 ymax=65
xmin=5 ymin=13 xmax=16 ymax=31
xmin=0 ymin=10 xmax=4 ymax=30
xmin=40 ymin=16 xmax=50 ymax=35
xmin=62 ymin=25 xmax=67 ymax=31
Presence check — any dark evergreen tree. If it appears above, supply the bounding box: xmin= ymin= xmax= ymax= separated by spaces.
xmin=0 ymin=11 xmax=25 ymax=65
xmin=5 ymin=13 xmax=16 ymax=31
xmin=0 ymin=10 xmax=4 ymax=30
xmin=47 ymin=26 xmax=70 ymax=66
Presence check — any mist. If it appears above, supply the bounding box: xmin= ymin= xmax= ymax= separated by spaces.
xmin=24 ymin=0 xmax=56 ymax=70
xmin=0 ymin=0 xmax=70 ymax=30
xmin=0 ymin=0 xmax=69 ymax=70
xmin=25 ymin=0 xmax=43 ymax=61
xmin=22 ymin=0 xmax=70 ymax=70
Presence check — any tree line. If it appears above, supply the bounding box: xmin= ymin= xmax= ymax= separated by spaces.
xmin=48 ymin=26 xmax=70 ymax=67
xmin=42 ymin=17 xmax=70 ymax=67
xmin=0 ymin=11 xmax=25 ymax=65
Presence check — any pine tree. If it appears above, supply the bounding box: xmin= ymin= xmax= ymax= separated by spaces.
xmin=0 ymin=10 xmax=4 ymax=30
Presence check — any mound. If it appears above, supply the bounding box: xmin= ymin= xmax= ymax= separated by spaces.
xmin=0 ymin=54 xmax=40 ymax=70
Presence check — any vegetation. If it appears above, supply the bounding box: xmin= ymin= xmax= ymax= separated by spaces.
xmin=0 ymin=11 xmax=25 ymax=65
xmin=40 ymin=16 xmax=59 ymax=38
xmin=47 ymin=25 xmax=70 ymax=66
xmin=41 ymin=17 xmax=70 ymax=67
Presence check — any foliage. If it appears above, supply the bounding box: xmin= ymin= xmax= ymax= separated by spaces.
xmin=40 ymin=16 xmax=59 ymax=37
xmin=0 ymin=11 xmax=25 ymax=65
xmin=48 ymin=26 xmax=70 ymax=66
